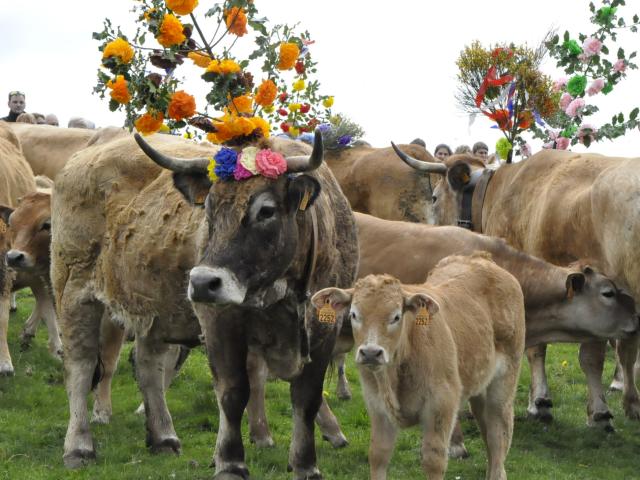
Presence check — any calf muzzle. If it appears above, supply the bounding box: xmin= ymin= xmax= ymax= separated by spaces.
xmin=356 ymin=345 xmax=386 ymax=367
xmin=6 ymin=250 xmax=32 ymax=269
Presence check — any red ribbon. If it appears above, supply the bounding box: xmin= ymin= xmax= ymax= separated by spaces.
xmin=475 ymin=48 xmax=515 ymax=108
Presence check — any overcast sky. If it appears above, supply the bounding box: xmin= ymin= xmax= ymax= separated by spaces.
xmin=2 ymin=0 xmax=639 ymax=157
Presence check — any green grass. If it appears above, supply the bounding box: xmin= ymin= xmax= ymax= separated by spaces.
xmin=2 ymin=291 xmax=640 ymax=479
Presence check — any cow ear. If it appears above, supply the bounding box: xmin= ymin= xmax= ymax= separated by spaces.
xmin=172 ymin=172 xmax=212 ymax=207
xmin=447 ymin=162 xmax=472 ymax=191
xmin=566 ymin=272 xmax=586 ymax=299
xmin=311 ymin=287 xmax=353 ymax=314
xmin=403 ymin=292 xmax=439 ymax=316
xmin=0 ymin=205 xmax=14 ymax=225
xmin=287 ymin=174 xmax=321 ymax=213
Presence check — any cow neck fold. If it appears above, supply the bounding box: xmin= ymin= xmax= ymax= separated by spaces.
xmin=296 ymin=205 xmax=319 ymax=363
xmin=457 ymin=168 xmax=494 ymax=233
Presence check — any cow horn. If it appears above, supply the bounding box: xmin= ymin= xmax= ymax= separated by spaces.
xmin=391 ymin=142 xmax=448 ymax=174
xmin=286 ymin=129 xmax=324 ymax=173
xmin=134 ymin=133 xmax=210 ymax=173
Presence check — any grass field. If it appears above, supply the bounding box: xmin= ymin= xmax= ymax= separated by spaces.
xmin=2 ymin=291 xmax=640 ymax=479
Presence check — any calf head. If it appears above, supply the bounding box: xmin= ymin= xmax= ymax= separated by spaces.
xmin=0 ymin=192 xmax=52 ymax=273
xmin=312 ymin=274 xmax=439 ymax=370
xmin=135 ymin=131 xmax=324 ymax=306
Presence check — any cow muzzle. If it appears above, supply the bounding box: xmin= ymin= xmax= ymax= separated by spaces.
xmin=356 ymin=344 xmax=387 ymax=368
xmin=188 ymin=266 xmax=247 ymax=305
xmin=6 ymin=250 xmax=33 ymax=270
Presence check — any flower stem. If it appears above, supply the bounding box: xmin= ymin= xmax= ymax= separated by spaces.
xmin=190 ymin=13 xmax=214 ymax=58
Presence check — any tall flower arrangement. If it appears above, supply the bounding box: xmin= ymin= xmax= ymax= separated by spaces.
xmin=536 ymin=0 xmax=639 ymax=149
xmin=456 ymin=41 xmax=558 ymax=163
xmin=93 ymin=0 xmax=335 ymax=144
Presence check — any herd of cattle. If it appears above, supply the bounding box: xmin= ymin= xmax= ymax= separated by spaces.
xmin=1 ymin=120 xmax=639 ymax=479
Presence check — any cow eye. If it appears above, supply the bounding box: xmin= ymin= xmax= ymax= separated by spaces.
xmin=41 ymin=220 xmax=51 ymax=231
xmin=390 ymin=313 xmax=401 ymax=324
xmin=431 ymin=195 xmax=437 ymax=203
xmin=257 ymin=205 xmax=276 ymax=221
xmin=602 ymin=290 xmax=615 ymax=298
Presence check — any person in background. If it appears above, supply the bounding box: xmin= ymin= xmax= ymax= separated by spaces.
xmin=472 ymin=141 xmax=489 ymax=160
xmin=410 ymin=138 xmax=426 ymax=148
xmin=33 ymin=113 xmax=46 ymax=124
xmin=1 ymin=91 xmax=26 ymax=122
xmin=68 ymin=117 xmax=96 ymax=129
xmin=16 ymin=112 xmax=37 ymax=124
xmin=454 ymin=144 xmax=471 ymax=154
xmin=433 ymin=143 xmax=452 ymax=161
xmin=45 ymin=114 xmax=59 ymax=126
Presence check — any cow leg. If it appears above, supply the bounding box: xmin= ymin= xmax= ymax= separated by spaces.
xmin=288 ymin=347 xmax=331 ymax=480
xmin=10 ymin=292 xmax=17 ymax=312
xmin=61 ymin=294 xmax=104 ymax=468
xmin=246 ymin=351 xmax=275 ymax=448
xmin=134 ymin=335 xmax=181 ymax=454
xmin=421 ymin=398 xmax=456 ymax=480
xmin=92 ymin=316 xmax=125 ymax=424
xmin=579 ymin=341 xmax=614 ymax=431
xmin=368 ymin=406 xmax=398 ymax=480
xmin=616 ymin=334 xmax=640 ymax=419
xmin=0 ymin=291 xmax=14 ymax=375
xmin=526 ymin=344 xmax=553 ymax=422
xmin=18 ymin=288 xmax=41 ymax=351
xmin=448 ymin=417 xmax=469 ymax=459
xmin=334 ymin=353 xmax=352 ymax=400
xmin=315 ymin=396 xmax=348 ymax=448
xmin=608 ymin=339 xmax=625 ymax=391
xmin=35 ymin=280 xmax=63 ymax=360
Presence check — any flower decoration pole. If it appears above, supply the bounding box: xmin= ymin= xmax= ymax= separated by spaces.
xmin=93 ymin=0 xmax=336 ymax=144
xmin=539 ymin=0 xmax=640 ymax=148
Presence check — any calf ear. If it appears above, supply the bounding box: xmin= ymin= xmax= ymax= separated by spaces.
xmin=566 ymin=272 xmax=586 ymax=299
xmin=403 ymin=292 xmax=439 ymax=316
xmin=0 ymin=205 xmax=14 ymax=224
xmin=311 ymin=287 xmax=353 ymax=314
xmin=172 ymin=172 xmax=212 ymax=207
xmin=287 ymin=174 xmax=321 ymax=212
xmin=447 ymin=162 xmax=472 ymax=191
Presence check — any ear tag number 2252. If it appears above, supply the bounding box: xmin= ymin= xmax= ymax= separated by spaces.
xmin=318 ymin=300 xmax=336 ymax=324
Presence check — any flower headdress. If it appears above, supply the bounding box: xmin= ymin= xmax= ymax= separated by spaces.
xmin=94 ymin=0 xmax=335 ymax=146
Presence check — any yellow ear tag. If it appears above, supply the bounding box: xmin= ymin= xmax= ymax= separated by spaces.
xmin=318 ymin=299 xmax=336 ymax=324
xmin=415 ymin=305 xmax=430 ymax=326
xmin=299 ymin=189 xmax=311 ymax=212
xmin=461 ymin=173 xmax=470 ymax=184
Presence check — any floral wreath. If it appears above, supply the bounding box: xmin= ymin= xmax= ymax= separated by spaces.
xmin=208 ymin=145 xmax=288 ymax=182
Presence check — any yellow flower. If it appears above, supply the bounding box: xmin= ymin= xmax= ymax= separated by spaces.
xmin=188 ymin=51 xmax=212 ymax=68
xmin=230 ymin=95 xmax=253 ymax=115
xmin=288 ymin=103 xmax=301 ymax=112
xmin=106 ymin=75 xmax=131 ymax=104
xmin=277 ymin=42 xmax=300 ymax=70
xmin=135 ymin=111 xmax=164 ymax=136
xmin=159 ymin=124 xmax=171 ymax=133
xmin=292 ymin=78 xmax=305 ymax=92
xmin=206 ymin=58 xmax=241 ymax=74
xmin=262 ymin=105 xmax=275 ymax=114
xmin=183 ymin=131 xmax=193 ymax=139
xmin=207 ymin=157 xmax=218 ymax=182
xmin=102 ymin=37 xmax=134 ymax=64
xmin=561 ymin=360 xmax=568 ymax=368
xmin=167 ymin=90 xmax=196 ymax=121
xmin=157 ymin=13 xmax=186 ymax=47
xmin=322 ymin=96 xmax=334 ymax=108
xmin=166 ymin=0 xmax=198 ymax=16
xmin=225 ymin=7 xmax=248 ymax=37
xmin=289 ymin=126 xmax=300 ymax=137
xmin=255 ymin=79 xmax=277 ymax=106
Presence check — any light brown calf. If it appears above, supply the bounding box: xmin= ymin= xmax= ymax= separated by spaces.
xmin=313 ymin=253 xmax=525 ymax=480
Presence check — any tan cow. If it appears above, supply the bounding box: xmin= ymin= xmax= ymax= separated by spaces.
xmin=313 ymin=253 xmax=525 ymax=480
xmin=393 ymin=146 xmax=640 ymax=431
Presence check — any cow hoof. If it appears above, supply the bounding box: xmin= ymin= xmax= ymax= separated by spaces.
xmin=214 ymin=465 xmax=250 ymax=480
xmin=293 ymin=467 xmax=323 ymax=480
xmin=150 ymin=437 xmax=181 ymax=454
xmin=250 ymin=434 xmax=275 ymax=448
xmin=449 ymin=443 xmax=470 ymax=459
xmin=589 ymin=411 xmax=614 ymax=431
xmin=623 ymin=400 xmax=640 ymax=420
xmin=9 ymin=305 xmax=17 ymax=313
xmin=63 ymin=449 xmax=96 ymax=469
xmin=609 ymin=379 xmax=624 ymax=392
xmin=19 ymin=333 xmax=35 ymax=351
xmin=322 ymin=432 xmax=348 ymax=449
xmin=0 ymin=362 xmax=14 ymax=376
xmin=336 ymin=385 xmax=352 ymax=401
xmin=528 ymin=410 xmax=553 ymax=424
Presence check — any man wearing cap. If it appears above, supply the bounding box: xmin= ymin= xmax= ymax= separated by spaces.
xmin=2 ymin=91 xmax=26 ymax=122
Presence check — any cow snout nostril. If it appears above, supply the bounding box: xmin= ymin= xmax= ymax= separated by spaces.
xmin=357 ymin=345 xmax=385 ymax=366
xmin=208 ymin=277 xmax=222 ymax=292
xmin=6 ymin=250 xmax=25 ymax=267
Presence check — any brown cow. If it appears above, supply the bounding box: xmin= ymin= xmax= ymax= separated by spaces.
xmin=393 ymin=145 xmax=640 ymax=430
xmin=312 ymin=253 xmax=525 ymax=480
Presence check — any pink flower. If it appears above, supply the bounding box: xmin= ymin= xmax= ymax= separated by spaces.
xmin=255 ymin=149 xmax=287 ymax=178
xmin=614 ymin=59 xmax=626 ymax=73
xmin=555 ymin=137 xmax=570 ymax=150
xmin=542 ymin=142 xmax=554 ymax=149
xmin=578 ymin=123 xmax=598 ymax=144
xmin=565 ymin=98 xmax=586 ymax=117
xmin=578 ymin=53 xmax=589 ymax=63
xmin=587 ymin=78 xmax=605 ymax=96
xmin=559 ymin=92 xmax=573 ymax=110
xmin=233 ymin=158 xmax=254 ymax=180
xmin=548 ymin=129 xmax=561 ymax=140
xmin=521 ymin=143 xmax=532 ymax=158
xmin=553 ymin=77 xmax=568 ymax=92
xmin=582 ymin=37 xmax=602 ymax=57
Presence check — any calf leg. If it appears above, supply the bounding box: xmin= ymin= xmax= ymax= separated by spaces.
xmin=35 ymin=280 xmax=63 ymax=360
xmin=449 ymin=417 xmax=469 ymax=459
xmin=316 ymin=396 xmax=348 ymax=448
xmin=135 ymin=335 xmax=180 ymax=454
xmin=421 ymin=399 xmax=457 ymax=480
xmin=0 ymin=291 xmax=13 ymax=375
xmin=579 ymin=341 xmax=613 ymax=431
xmin=526 ymin=344 xmax=553 ymax=422
xmin=368 ymin=407 xmax=398 ymax=480
xmin=334 ymin=353 xmax=352 ymax=400
xmin=92 ymin=316 xmax=125 ymax=424
xmin=616 ymin=334 xmax=640 ymax=419
xmin=246 ymin=351 xmax=275 ymax=448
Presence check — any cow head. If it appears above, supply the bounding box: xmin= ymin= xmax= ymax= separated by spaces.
xmin=392 ymin=143 xmax=487 ymax=225
xmin=312 ymin=274 xmax=439 ymax=370
xmin=135 ymin=131 xmax=324 ymax=306
xmin=1 ymin=193 xmax=52 ymax=273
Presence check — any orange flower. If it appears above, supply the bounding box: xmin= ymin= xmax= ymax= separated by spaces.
xmin=102 ymin=37 xmax=134 ymax=64
xmin=135 ymin=111 xmax=165 ymax=135
xmin=106 ymin=75 xmax=131 ymax=104
xmin=249 ymin=116 xmax=270 ymax=138
xmin=206 ymin=58 xmax=241 ymax=74
xmin=166 ymin=0 xmax=198 ymax=16
xmin=225 ymin=7 xmax=248 ymax=37
xmin=229 ymin=116 xmax=256 ymax=137
xmin=255 ymin=79 xmax=277 ymax=106
xmin=277 ymin=42 xmax=300 ymax=70
xmin=157 ymin=14 xmax=186 ymax=47
xmin=230 ymin=95 xmax=253 ymax=115
xmin=188 ymin=51 xmax=212 ymax=68
xmin=167 ymin=90 xmax=196 ymax=121
xmin=517 ymin=111 xmax=534 ymax=129
xmin=208 ymin=122 xmax=233 ymax=143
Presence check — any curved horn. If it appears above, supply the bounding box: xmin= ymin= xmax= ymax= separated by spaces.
xmin=391 ymin=141 xmax=447 ymax=175
xmin=286 ymin=129 xmax=324 ymax=173
xmin=134 ymin=133 xmax=210 ymax=173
